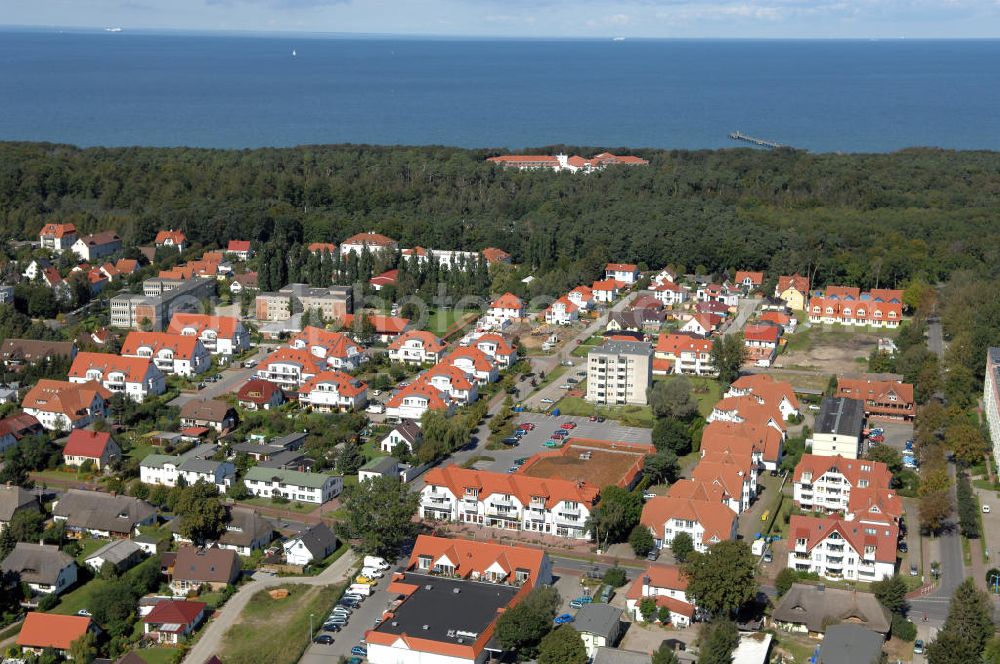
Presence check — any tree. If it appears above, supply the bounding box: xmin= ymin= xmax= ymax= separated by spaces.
xmin=174 ymin=481 xmax=227 ymax=543
xmin=919 ymin=489 xmax=953 ymax=534
xmin=866 ymin=445 xmax=903 ymax=477
xmin=639 ymin=597 xmax=657 ymax=622
xmin=652 ymin=418 xmax=693 ymax=456
xmin=629 ymin=525 xmax=655 ymax=557
xmin=495 ymin=586 xmax=560 ymax=659
xmin=670 ymin=531 xmax=694 ymax=563
xmin=228 ymin=480 xmax=251 ymax=500
xmin=6 ymin=508 xmax=45 ymax=543
xmin=644 ymin=450 xmax=680 ymax=485
xmin=537 ymin=625 xmax=587 ymax=664
xmin=342 ymin=473 xmax=419 ymax=558
xmin=947 ymin=421 xmax=987 ymax=467
xmin=652 ymin=642 xmax=681 ymax=664
xmin=775 ymin=568 xmax=797 ymax=597
xmin=336 ymin=441 xmax=366 ymax=474
xmin=711 ymin=334 xmax=745 ymax=385
xmin=648 ymin=378 xmax=698 ymax=420
xmin=938 ymin=578 xmax=993 ymax=656
xmin=696 ymin=620 xmax=739 ymax=664
xmin=68 ymin=631 xmax=98 ymax=664
xmin=983 ymin=635 xmax=1000 ymax=664
xmin=872 ymin=575 xmax=909 ymax=615
xmin=586 ymin=485 xmax=643 ymax=547
xmin=926 ymin=630 xmax=980 ymax=664
xmin=683 ymin=541 xmax=757 ymax=618
xmin=603 ymin=566 xmax=627 ymax=588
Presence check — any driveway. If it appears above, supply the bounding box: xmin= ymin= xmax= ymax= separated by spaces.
xmin=169 ymin=346 xmax=270 ymax=408
xmin=523 ymin=292 xmax=639 ymax=410
xmin=721 ymin=297 xmax=760 ymax=336
xmin=183 ymin=550 xmax=358 ymax=664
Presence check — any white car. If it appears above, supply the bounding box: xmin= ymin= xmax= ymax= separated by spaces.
xmin=984 ymin=505 xmax=992 ymax=514
xmin=559 ymin=384 xmax=571 ymax=389
xmin=541 ymin=398 xmax=555 ymax=404
xmin=361 ymin=567 xmax=385 ymax=578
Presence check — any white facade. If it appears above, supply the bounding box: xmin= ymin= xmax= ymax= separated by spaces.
xmin=544 ymin=300 xmax=578 ymax=325
xmin=810 ymin=430 xmax=861 ymax=460
xmin=69 ymin=364 xmax=166 ymax=402
xmin=985 ymin=348 xmax=1000 ymax=468
xmin=388 ymin=337 xmax=445 ymax=365
xmin=244 ymin=469 xmax=343 ymax=504
xmin=651 ymin=284 xmax=688 ymax=307
xmin=788 ymin=527 xmax=896 ymax=582
xmin=140 ymin=455 xmax=236 ymax=493
xmin=419 ymin=485 xmax=591 ymax=539
xmin=173 ymin=321 xmax=250 ymax=356
xmin=606 ymin=266 xmax=639 ymax=284
xmin=592 ymin=286 xmax=617 ymax=303
xmin=366 ymin=640 xmax=485 ymax=664
xmin=125 ymin=341 xmax=211 ymax=378
xmin=299 ymin=378 xmax=368 ymax=412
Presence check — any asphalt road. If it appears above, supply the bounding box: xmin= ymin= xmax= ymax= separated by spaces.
xmin=722 ymin=297 xmax=761 ymax=336
xmin=168 ymin=345 xmax=271 ymax=408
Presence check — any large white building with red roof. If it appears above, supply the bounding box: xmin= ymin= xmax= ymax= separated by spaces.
xmin=21 ymin=380 xmax=111 ymax=431
xmin=606 ymin=263 xmax=640 ymax=284
xmin=543 ymin=295 xmax=579 ymax=325
xmin=788 ymin=514 xmax=897 ymax=582
xmin=255 ymin=347 xmax=326 ymax=389
xmin=385 ymin=380 xmax=453 ymax=420
xmin=39 ymin=223 xmax=78 ymax=253
xmin=654 ymin=333 xmax=715 ymax=377
xmin=640 ymin=493 xmax=738 ymax=554
xmin=388 ymin=330 xmax=448 ymax=365
xmin=121 ymin=331 xmax=211 ymax=377
xmin=289 ymin=326 xmax=365 ymax=370
xmin=446 ymin=346 xmax=499 ymax=385
xmin=155 ymin=229 xmax=186 ymax=251
xmin=690 ymin=450 xmax=757 ymax=514
xmin=423 ymin=364 xmax=479 ymax=404
xmin=808 ymin=286 xmax=904 ymax=328
xmin=420 ymin=464 xmax=599 ymax=539
xmin=339 ymin=231 xmax=398 ymax=256
xmin=469 ymin=333 xmax=517 ymax=368
xmin=485 ymin=292 xmax=524 ymax=327
xmin=591 ymin=279 xmax=621 ymax=304
xmin=650 ymin=279 xmax=689 ymax=307
xmin=298 ymin=371 xmax=368 ymax=412
xmin=793 ymin=454 xmax=898 ymax=520
xmin=836 ymin=377 xmax=915 ymax=421
xmin=624 ymin=565 xmax=695 ymax=626
xmin=69 ymin=352 xmax=166 ymax=402
xmin=167 ymin=313 xmax=250 ymax=356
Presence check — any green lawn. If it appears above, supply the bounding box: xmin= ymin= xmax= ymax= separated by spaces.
xmin=424 ymin=308 xmax=477 ymax=336
xmin=126 ymin=444 xmax=156 ymax=462
xmin=31 ymin=467 xmax=98 ymax=484
xmin=537 ymin=364 xmax=569 ymax=390
xmin=53 ymin=574 xmax=105 ymax=616
xmin=652 ymin=375 xmax=722 ymax=417
xmin=221 ymin=584 xmax=344 ymax=664
xmin=554 ymin=396 xmax=653 ymax=428
xmin=237 ymin=497 xmax=317 ymax=513
xmin=73 ymin=538 xmax=108 ymax=564
xmin=132 ymin=648 xmax=176 ymax=664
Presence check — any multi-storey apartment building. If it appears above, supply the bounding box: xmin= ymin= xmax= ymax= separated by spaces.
xmin=254 ymin=284 xmax=352 ymax=322
xmin=640 ymin=494 xmax=738 ymax=553
xmin=387 ymin=330 xmax=448 ymax=364
xmin=140 ymin=444 xmax=235 ymax=493
xmin=586 ymin=340 xmax=653 ymax=406
xmin=787 ymin=514 xmax=897 ymax=582
xmin=121 ymin=331 xmax=211 ymax=377
xmin=38 ymin=223 xmax=77 ymax=252
xmin=167 ymin=313 xmax=251 ymax=356
xmin=298 ymin=371 xmax=368 ymax=412
xmin=68 ymin=352 xmax=166 ymax=402
xmin=808 ymin=287 xmax=903 ymax=328
xmin=793 ymin=454 xmax=895 ymax=516
xmin=243 ymin=467 xmax=342 ymax=504
xmin=110 ymin=278 xmax=216 ymax=331
xmin=810 ymin=397 xmax=866 ymax=459
xmin=419 ymin=465 xmax=599 ymax=539
xmin=986 ymin=348 xmax=1000 ymax=468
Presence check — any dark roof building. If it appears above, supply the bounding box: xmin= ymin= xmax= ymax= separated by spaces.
xmin=171 ymin=546 xmax=241 ymax=588
xmin=0 ymin=484 xmax=40 ymax=525
xmin=815 ymin=397 xmax=866 ymax=437
xmin=816 ymin=624 xmax=885 ymax=664
xmin=53 ymin=489 xmax=157 ymax=537
xmin=771 ymin=584 xmax=891 ymax=635
xmin=0 ymin=338 xmax=76 ymax=365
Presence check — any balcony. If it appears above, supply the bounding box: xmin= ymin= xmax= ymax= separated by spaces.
xmin=422 ymin=494 xmax=450 ymax=506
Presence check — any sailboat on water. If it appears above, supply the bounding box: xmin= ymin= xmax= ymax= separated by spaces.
xmin=292 ymin=49 xmax=297 ymax=57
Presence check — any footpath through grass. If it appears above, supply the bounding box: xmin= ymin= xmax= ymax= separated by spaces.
xmin=221 ymin=583 xmax=344 ymax=664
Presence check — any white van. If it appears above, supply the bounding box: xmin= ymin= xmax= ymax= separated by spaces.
xmin=361 ymin=567 xmax=385 ymax=579
xmin=364 ymin=556 xmax=390 ymax=570
xmin=348 ymin=583 xmax=373 ymax=597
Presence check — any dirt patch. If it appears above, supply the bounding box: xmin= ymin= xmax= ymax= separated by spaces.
xmin=777 ymin=326 xmax=886 ymax=376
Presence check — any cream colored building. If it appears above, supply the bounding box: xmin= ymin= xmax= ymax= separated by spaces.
xmin=586 ymin=340 xmax=652 ymax=406
xmin=809 ymin=397 xmax=865 ymax=459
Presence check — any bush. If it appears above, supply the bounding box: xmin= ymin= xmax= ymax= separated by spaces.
xmin=891 ymin=613 xmax=917 ymax=642
xmin=603 ymin=567 xmax=627 ymax=588
xmin=36 ymin=594 xmax=59 ymax=611
xmin=629 ymin=525 xmax=654 ymax=557
xmin=775 ymin=568 xmax=797 ymax=597
xmin=670 ymin=532 xmax=694 ymax=563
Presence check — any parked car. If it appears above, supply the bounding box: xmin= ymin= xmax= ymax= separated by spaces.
xmin=514 ymin=457 xmax=527 ymax=466
xmin=763 ymin=551 xmax=773 ymax=563
xmin=646 ymin=549 xmax=659 ymax=561
xmin=596 ymin=416 xmax=606 ymax=422
xmin=553 ymin=613 xmax=575 ymax=625
xmin=544 ymin=440 xmax=562 ymax=448
xmin=569 ymin=596 xmax=594 ymax=609
xmin=914 ymin=640 xmax=925 ymax=654
xmin=519 ymin=423 xmax=536 ymax=431
xmin=502 ymin=437 xmax=520 ymax=446
xmin=561 ymin=422 xmax=576 ymax=429
xmin=507 ymin=466 xmax=518 ymax=473
xmin=898 ymin=541 xmax=908 ymax=553
xmin=589 ymin=415 xmax=598 ymax=422
xmin=643 ymin=492 xmax=657 ymax=500
xmin=984 ymin=504 xmax=992 ymax=514
xmin=566 ymin=377 xmax=578 ymax=384
xmin=807 ymin=404 xmax=820 ymax=411
xmin=314 ymin=635 xmax=335 ymax=645
xmin=76 ymin=609 xmax=91 ymax=617
xmin=910 ymin=564 xmax=919 ymax=576
xmin=559 ymin=384 xmax=571 ymax=389
xmin=322 ymin=623 xmax=343 ymax=632
xmin=541 ymin=398 xmax=555 ymax=404
xmin=351 ymin=646 xmax=368 ymax=657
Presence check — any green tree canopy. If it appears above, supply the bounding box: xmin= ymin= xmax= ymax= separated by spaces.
xmin=872 ymin=575 xmax=909 ymax=616
xmin=670 ymin=531 xmax=695 ymax=563
xmin=343 ymin=473 xmax=419 ymax=558
xmin=587 ymin=485 xmax=643 ymax=546
xmin=649 ymin=378 xmax=699 ymax=420
xmin=696 ymin=620 xmax=740 ymax=664
xmin=495 ymin=586 xmax=561 ymax=659
xmin=537 ymin=625 xmax=587 ymax=664
xmin=629 ymin=524 xmax=655 ymax=557
xmin=683 ymin=541 xmax=757 ymax=618
xmin=174 ymin=480 xmax=227 ymax=543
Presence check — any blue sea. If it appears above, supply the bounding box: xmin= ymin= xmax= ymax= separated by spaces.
xmin=2 ymin=29 xmax=1000 ymax=152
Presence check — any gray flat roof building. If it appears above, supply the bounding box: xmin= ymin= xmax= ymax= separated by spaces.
xmin=816 ymin=624 xmax=885 ymax=664
xmin=815 ymin=397 xmax=865 ymax=437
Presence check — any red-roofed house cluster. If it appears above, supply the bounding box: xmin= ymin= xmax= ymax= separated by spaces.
xmin=808 ymin=286 xmax=904 ymax=328
xmin=641 ymin=374 xmax=800 ymax=556
xmin=487 ymin=152 xmax=649 ymax=173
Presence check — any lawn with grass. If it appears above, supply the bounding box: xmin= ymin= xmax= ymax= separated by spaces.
xmin=554 ymin=396 xmax=653 ymax=428
xmin=135 ymin=647 xmax=178 ymax=664
xmin=537 ymin=364 xmax=568 ymax=390
xmin=73 ymin=538 xmax=108 ymax=564
xmin=425 ymin=308 xmax=476 ymax=336
xmin=237 ymin=497 xmax=317 ymax=514
xmin=221 ymin=584 xmax=344 ymax=664
xmin=126 ymin=443 xmax=156 ymax=462
xmin=53 ymin=573 xmax=105 ymax=616
xmin=652 ymin=375 xmax=721 ymax=417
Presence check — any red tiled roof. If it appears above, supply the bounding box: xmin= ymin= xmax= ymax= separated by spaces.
xmin=69 ymin=352 xmax=155 ymax=383
xmin=792 ymin=454 xmax=892 ymax=488
xmin=237 ymin=379 xmax=283 ymax=404
xmin=155 ymin=229 xmax=186 ymax=245
xmin=777 ymin=274 xmax=809 ymax=292
xmin=299 ymin=370 xmax=367 ymax=398
xmin=144 ymin=600 xmax=207 ymax=627
xmin=591 ymin=279 xmax=621 ymax=291
xmin=607 ymin=263 xmax=638 ymax=272
xmin=836 ymin=378 xmax=914 ymax=409
xmin=21 ymin=380 xmax=111 ymax=423
xmin=482 ymin=247 xmax=511 ymax=263
xmin=0 ymin=413 xmax=41 ymax=439
xmin=789 ymin=514 xmax=898 ymax=564
xmin=370 ymin=269 xmax=399 ymax=287
xmin=490 ymin=292 xmax=523 ymax=310
xmin=448 ymin=346 xmax=495 ymax=373
xmin=343 ymin=231 xmax=396 ymax=247
xmin=386 ymin=380 xmax=450 ymax=411
xmin=17 ymin=613 xmax=90 ymax=651
xmin=63 ymin=429 xmax=113 ymax=458
xmin=640 ymin=495 xmax=736 ymax=543
xmin=388 ymin=330 xmax=447 ymax=353
xmin=307 ymin=242 xmax=337 ymax=254
xmin=167 ymin=313 xmax=242 ymax=340
xmin=227 ymin=240 xmax=251 ymax=253
xmin=743 ymin=324 xmax=780 ymax=343
xmin=424 ymin=363 xmax=476 ymax=392
xmin=656 ymin=332 xmax=713 ymax=356
xmin=424 ymin=464 xmax=599 ymax=510
xmin=734 ymin=271 xmax=764 ymax=285
xmin=40 ymin=223 xmax=77 ymax=238
xmin=258 ymin=347 xmax=326 ymax=374
xmin=291 ymin=326 xmax=362 ymax=359
xmin=407 ymin=534 xmax=546 ymax=582
xmin=474 ymin=333 xmax=515 ymax=356
xmin=121 ymin=331 xmax=202 ymax=360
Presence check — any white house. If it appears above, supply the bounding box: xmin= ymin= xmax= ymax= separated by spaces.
xmin=792 ymin=454 xmax=894 ymax=515
xmin=71 ymin=231 xmax=123 ymax=262
xmin=38 ymin=223 xmax=77 ymax=253
xmin=20 ymin=380 xmax=111 ymax=431
xmin=0 ymin=543 xmax=77 ymax=596
xmin=244 ymin=467 xmax=343 ymax=504
xmin=140 ymin=444 xmax=236 ymax=493
xmin=544 ymin=296 xmax=579 ymax=325
xmin=289 ymin=326 xmax=365 ymax=370
xmin=167 ymin=314 xmax=251 ymax=356
xmin=447 ymin=346 xmax=500 ymax=385
xmin=283 ymin=522 xmax=338 ymax=566
xmin=471 ymin=333 xmax=517 ymax=368
xmin=485 ymin=293 xmax=524 ymax=327
xmin=385 ymin=380 xmax=453 ymax=421
xmin=640 ymin=495 xmax=737 ymax=553
xmin=591 ymin=280 xmax=620 ymax=304
xmin=651 ymin=281 xmax=689 ymax=307
xmin=387 ymin=330 xmax=448 ymax=365
xmin=121 ymin=331 xmax=211 ymax=377
xmin=606 ymin=263 xmax=640 ymax=284
xmin=255 ymin=347 xmax=326 ymax=389
xmin=423 ymin=364 xmax=478 ymax=405
xmin=68 ymin=352 xmax=166 ymax=402
xmin=624 ymin=565 xmax=695 ymax=627
xmin=568 ymin=285 xmax=595 ymax=310
xmin=380 ymin=422 xmax=423 ymax=454
xmin=419 ymin=465 xmax=599 ymax=539
xmin=788 ymin=514 xmax=898 ymax=582
xmin=298 ymin=371 xmax=368 ymax=412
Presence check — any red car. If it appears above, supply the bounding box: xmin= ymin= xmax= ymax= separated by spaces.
xmin=519 ymin=423 xmax=535 ymax=431
xmin=561 ymin=422 xmax=576 ymax=430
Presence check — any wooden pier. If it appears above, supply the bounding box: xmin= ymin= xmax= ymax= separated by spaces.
xmin=729 ymin=131 xmax=786 ymax=149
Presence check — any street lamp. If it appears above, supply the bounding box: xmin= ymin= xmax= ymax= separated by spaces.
xmin=309 ymin=613 xmax=314 ymax=642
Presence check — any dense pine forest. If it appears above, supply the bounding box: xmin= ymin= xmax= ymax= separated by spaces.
xmin=2 ymin=142 xmax=1000 ymax=291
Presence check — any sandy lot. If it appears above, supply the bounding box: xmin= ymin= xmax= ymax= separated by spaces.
xmin=776 ymin=324 xmax=891 ymax=376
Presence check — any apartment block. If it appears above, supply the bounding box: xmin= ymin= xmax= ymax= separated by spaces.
xmin=110 ymin=278 xmax=216 ymax=331
xmin=586 ymin=340 xmax=653 ymax=406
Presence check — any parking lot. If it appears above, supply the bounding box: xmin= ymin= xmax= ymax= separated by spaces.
xmin=466 ymin=414 xmax=652 ymax=475
xmin=298 ymin=572 xmax=393 ymax=662
xmin=871 ymin=419 xmax=914 ymax=455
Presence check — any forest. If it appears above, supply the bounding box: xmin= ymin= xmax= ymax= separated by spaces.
xmin=2 ymin=142 xmax=1000 ymax=298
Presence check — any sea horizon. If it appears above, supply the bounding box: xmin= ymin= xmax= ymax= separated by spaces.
xmin=3 ymin=29 xmax=1000 ymax=152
